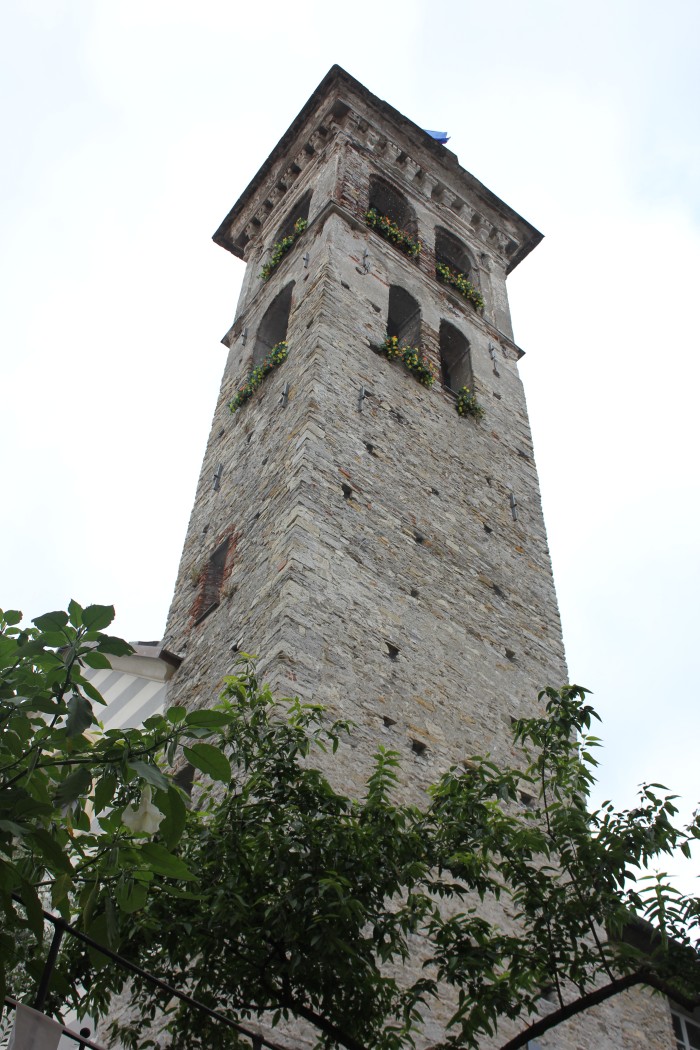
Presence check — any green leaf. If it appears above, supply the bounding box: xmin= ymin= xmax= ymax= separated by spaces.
xmin=38 ymin=630 xmax=71 ymax=649
xmin=32 ymin=611 xmax=69 ymax=632
xmin=9 ymin=714 xmax=33 ymax=744
xmin=93 ymin=771 xmax=118 ymax=815
xmin=95 ymin=636 xmax=133 ymax=657
xmin=184 ymin=710 xmax=234 ymax=729
xmin=3 ymin=609 xmax=22 ymax=626
xmin=30 ymin=828 xmax=73 ymax=874
xmin=67 ymin=600 xmax=83 ymax=627
xmin=10 ymin=637 xmax=46 ymax=662
xmin=1 ymin=731 xmax=23 ymax=758
xmin=82 ymin=605 xmax=115 ymax=631
xmin=117 ymin=880 xmax=148 ymax=914
xmin=86 ymin=912 xmax=115 ymax=969
xmin=167 ymin=706 xmax=187 ymax=724
xmin=105 ymin=894 xmax=118 ymax=946
xmin=0 ymin=819 xmax=27 ymax=837
xmin=19 ymin=878 xmax=44 ymax=937
xmin=155 ymin=884 xmax=206 ymax=900
xmin=155 ymin=786 xmax=187 ymax=849
xmin=81 ymin=679 xmax=107 ymax=705
xmin=0 ymin=636 xmax=19 ymax=668
xmin=183 ymin=743 xmax=231 ymax=784
xmin=0 ymin=792 xmax=51 ymax=820
xmin=138 ymin=843 xmax=194 ymax=880
xmin=142 ymin=714 xmax=167 ymax=730
xmin=0 ymin=858 xmax=20 ymax=893
xmin=128 ymin=760 xmax=171 ymax=792
xmin=54 ymin=766 xmax=93 ymax=807
xmin=80 ymin=651 xmax=112 ymax=671
xmin=51 ymin=872 xmax=73 ymax=913
xmin=66 ymin=694 xmax=95 ymax=737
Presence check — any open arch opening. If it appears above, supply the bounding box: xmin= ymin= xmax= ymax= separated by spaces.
xmin=439 ymin=320 xmax=472 ymax=392
xmin=435 ymin=227 xmax=476 ymax=282
xmin=253 ymin=283 xmax=294 ymax=366
xmin=369 ymin=176 xmax=417 ymax=237
xmin=388 ymin=286 xmax=421 ymax=347
xmin=275 ymin=190 xmax=312 ymax=243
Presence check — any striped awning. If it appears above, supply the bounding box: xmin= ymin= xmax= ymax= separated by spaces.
xmin=82 ymin=643 xmax=175 ymax=730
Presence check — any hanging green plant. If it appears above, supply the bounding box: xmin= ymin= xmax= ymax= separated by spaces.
xmin=436 ymin=262 xmax=485 ymax=310
xmin=365 ymin=208 xmax=421 ymax=258
xmin=229 ymin=342 xmax=289 ymax=413
xmin=379 ymin=336 xmax=435 ymax=388
xmin=455 ymin=385 xmax=484 ymax=421
xmin=259 ymin=219 xmax=308 ymax=281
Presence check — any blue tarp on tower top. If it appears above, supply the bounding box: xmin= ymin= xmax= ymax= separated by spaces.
xmin=424 ymin=130 xmax=450 ymax=144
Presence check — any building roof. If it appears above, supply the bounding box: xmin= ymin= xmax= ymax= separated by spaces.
xmin=212 ymin=64 xmax=542 ymax=274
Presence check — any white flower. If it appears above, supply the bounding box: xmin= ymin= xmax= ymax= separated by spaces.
xmin=122 ymin=786 xmax=165 ymax=836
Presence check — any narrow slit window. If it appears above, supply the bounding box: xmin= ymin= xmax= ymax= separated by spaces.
xmin=194 ymin=537 xmax=230 ymax=624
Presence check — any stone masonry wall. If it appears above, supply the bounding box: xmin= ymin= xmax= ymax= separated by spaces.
xmin=159 ymin=84 xmax=676 ymax=1050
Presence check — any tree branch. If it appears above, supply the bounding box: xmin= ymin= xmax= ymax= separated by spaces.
xmin=2 ymin=736 xmax=172 ymax=790
xmin=539 ymin=741 xmax=615 ymax=985
xmin=498 ymin=971 xmax=700 ymax=1050
xmin=281 ymin=994 xmax=367 ymax=1050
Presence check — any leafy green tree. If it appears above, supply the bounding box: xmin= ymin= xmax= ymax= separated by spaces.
xmin=0 ymin=603 xmax=234 ymax=1012
xmin=3 ymin=604 xmax=700 ymax=1050
xmin=54 ymin=669 xmax=700 ymax=1050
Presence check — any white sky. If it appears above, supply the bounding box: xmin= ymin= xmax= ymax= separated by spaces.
xmin=1 ymin=0 xmax=699 ymax=860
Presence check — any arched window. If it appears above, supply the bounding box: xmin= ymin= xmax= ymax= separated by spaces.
xmin=439 ymin=320 xmax=472 ymax=392
xmin=274 ymin=190 xmax=312 ymax=243
xmin=388 ymin=286 xmax=421 ymax=347
xmin=253 ymin=282 xmax=294 ymax=366
xmin=369 ymin=176 xmax=417 ymax=237
xmin=435 ymin=227 xmax=477 ymax=283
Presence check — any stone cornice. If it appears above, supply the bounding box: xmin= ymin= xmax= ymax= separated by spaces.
xmin=213 ymin=65 xmax=542 ymax=276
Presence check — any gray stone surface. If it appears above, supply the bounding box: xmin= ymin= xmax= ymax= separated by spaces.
xmin=158 ymin=66 xmax=675 ymax=1050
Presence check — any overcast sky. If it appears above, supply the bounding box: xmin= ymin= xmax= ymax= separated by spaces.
xmin=1 ymin=0 xmax=699 ymax=862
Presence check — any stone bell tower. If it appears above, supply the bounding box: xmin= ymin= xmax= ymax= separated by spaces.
xmin=161 ymin=66 xmax=675 ymax=1048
